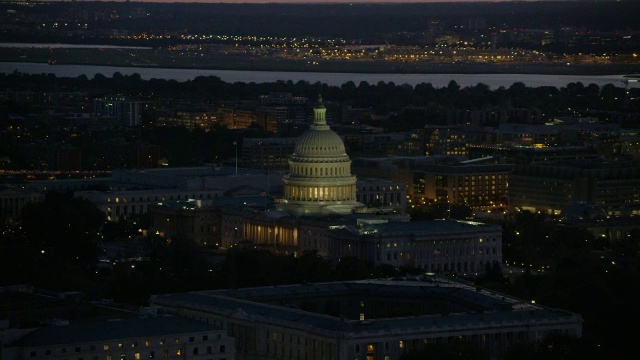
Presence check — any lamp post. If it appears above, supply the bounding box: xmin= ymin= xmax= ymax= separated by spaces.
xmin=233 ymin=141 xmax=238 ymax=175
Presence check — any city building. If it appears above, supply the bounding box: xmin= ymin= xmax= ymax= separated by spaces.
xmin=509 ymin=159 xmax=640 ymax=215
xmin=352 ymin=157 xmax=510 ymax=210
xmin=150 ymin=277 xmax=582 ymax=360
xmin=328 ymin=218 xmax=501 ymax=272
xmin=278 ymin=95 xmax=364 ymax=217
xmin=410 ymin=163 xmax=511 ymax=209
xmin=0 ymin=286 xmax=234 ymax=360
xmin=424 ymin=125 xmax=469 ymax=157
xmin=355 ymin=178 xmax=406 ymax=211
xmin=241 ymin=138 xmax=297 ymax=171
xmin=93 ymin=97 xmax=146 ymax=127
xmin=3 ymin=315 xmax=234 ymax=360
xmin=0 ymin=186 xmax=42 ymax=221
xmin=72 ymin=167 xmax=283 ymax=223
xmin=155 ymin=106 xmax=218 ymax=131
xmin=76 ymin=188 xmax=225 ymax=223
xmin=467 ymin=145 xmax=599 ymax=164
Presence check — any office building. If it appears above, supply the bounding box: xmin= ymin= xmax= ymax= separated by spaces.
xmin=4 ymin=315 xmax=234 ymax=360
xmin=329 ymin=218 xmax=501 ymax=273
xmin=93 ymin=97 xmax=146 ymax=127
xmin=150 ymin=277 xmax=582 ymax=360
xmin=509 ymin=160 xmax=640 ymax=215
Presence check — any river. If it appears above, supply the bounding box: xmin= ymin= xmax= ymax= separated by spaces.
xmin=0 ymin=61 xmax=636 ymax=89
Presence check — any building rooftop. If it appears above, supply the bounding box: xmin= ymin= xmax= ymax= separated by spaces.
xmin=328 ymin=219 xmax=500 ymax=237
xmin=151 ymin=277 xmax=581 ymax=336
xmin=9 ymin=315 xmax=220 ymax=347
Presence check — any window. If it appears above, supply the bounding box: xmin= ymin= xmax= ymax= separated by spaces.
xmin=76 ymin=347 xmax=81 ymax=353
xmin=107 ymin=356 xmax=112 ymax=360
xmin=203 ymin=335 xmax=208 ymax=341
xmin=134 ymin=353 xmax=141 ymax=360
xmin=219 ymin=345 xmax=226 ymax=353
xmin=162 ymin=350 xmax=168 ymax=358
xmin=189 ymin=336 xmax=194 ymax=342
xmin=145 ymin=340 xmax=152 ymax=347
xmin=192 ymin=348 xmax=199 ymax=355
xmin=175 ymin=350 xmax=181 ymax=356
xmin=173 ymin=338 xmax=179 ymax=344
xmin=30 ymin=351 xmax=37 ymax=357
xmin=149 ymin=351 xmax=155 ymax=359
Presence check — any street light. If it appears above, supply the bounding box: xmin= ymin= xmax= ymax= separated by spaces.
xmin=233 ymin=141 xmax=238 ymax=175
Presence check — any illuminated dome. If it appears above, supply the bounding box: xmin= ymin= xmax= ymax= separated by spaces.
xmin=293 ymin=121 xmax=346 ymax=157
xmin=278 ymin=95 xmax=363 ymax=217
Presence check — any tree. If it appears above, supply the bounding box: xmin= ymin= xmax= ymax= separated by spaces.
xmin=14 ymin=192 xmax=105 ymax=287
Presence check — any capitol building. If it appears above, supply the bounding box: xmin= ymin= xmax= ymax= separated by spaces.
xmin=278 ymin=95 xmax=364 ymax=217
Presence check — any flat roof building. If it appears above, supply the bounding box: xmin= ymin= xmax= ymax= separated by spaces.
xmin=4 ymin=315 xmax=234 ymax=360
xmin=150 ymin=277 xmax=582 ymax=360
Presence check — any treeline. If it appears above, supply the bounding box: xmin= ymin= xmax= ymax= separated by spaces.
xmin=1 ymin=71 xmax=637 ymax=123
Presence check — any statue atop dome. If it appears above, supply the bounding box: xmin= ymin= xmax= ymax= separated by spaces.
xmin=316 ymin=93 xmax=325 ymax=109
xmin=312 ymin=93 xmax=328 ymax=128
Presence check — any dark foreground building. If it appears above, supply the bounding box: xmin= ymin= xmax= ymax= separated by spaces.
xmin=151 ymin=276 xmax=582 ymax=360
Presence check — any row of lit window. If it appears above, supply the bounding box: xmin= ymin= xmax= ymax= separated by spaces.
xmin=108 ymin=193 xmax=216 ymax=203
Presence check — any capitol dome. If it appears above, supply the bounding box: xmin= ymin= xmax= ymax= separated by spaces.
xmin=278 ymin=95 xmax=363 ymax=217
xmin=293 ymin=126 xmax=346 ymax=157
